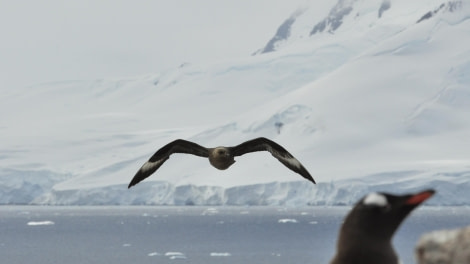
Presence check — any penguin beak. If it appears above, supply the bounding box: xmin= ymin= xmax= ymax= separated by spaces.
xmin=405 ymin=189 xmax=435 ymax=205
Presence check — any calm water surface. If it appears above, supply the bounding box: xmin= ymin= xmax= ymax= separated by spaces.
xmin=1 ymin=206 xmax=469 ymax=264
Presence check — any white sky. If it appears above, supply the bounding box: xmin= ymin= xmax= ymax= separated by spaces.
xmin=0 ymin=0 xmax=306 ymax=89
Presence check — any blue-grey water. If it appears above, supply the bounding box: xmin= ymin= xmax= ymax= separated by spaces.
xmin=1 ymin=206 xmax=469 ymax=264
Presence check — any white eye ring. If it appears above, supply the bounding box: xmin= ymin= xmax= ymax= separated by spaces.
xmin=363 ymin=192 xmax=388 ymax=207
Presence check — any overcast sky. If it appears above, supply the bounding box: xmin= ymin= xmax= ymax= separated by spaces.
xmin=0 ymin=0 xmax=306 ymax=89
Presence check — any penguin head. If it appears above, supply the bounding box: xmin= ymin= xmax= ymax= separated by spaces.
xmin=331 ymin=189 xmax=435 ymax=264
xmin=344 ymin=189 xmax=435 ymax=241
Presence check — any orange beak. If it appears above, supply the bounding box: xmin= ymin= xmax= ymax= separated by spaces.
xmin=405 ymin=189 xmax=435 ymax=205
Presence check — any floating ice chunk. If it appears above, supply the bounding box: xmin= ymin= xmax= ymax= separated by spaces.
xmin=309 ymin=221 xmax=318 ymax=224
xmin=202 ymin=208 xmax=218 ymax=215
xmin=210 ymin=252 xmax=232 ymax=257
xmin=148 ymin=252 xmax=161 ymax=256
xmin=122 ymin=243 xmax=131 ymax=247
xmin=169 ymin=255 xmax=186 ymax=260
xmin=278 ymin=218 xmax=298 ymax=223
xmin=165 ymin=252 xmax=186 ymax=259
xmin=165 ymin=252 xmax=185 ymax=256
xmin=27 ymin=221 xmax=54 ymax=226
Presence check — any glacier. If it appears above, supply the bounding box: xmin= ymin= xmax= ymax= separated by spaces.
xmin=3 ymin=169 xmax=468 ymax=206
xmin=1 ymin=0 xmax=470 ymax=205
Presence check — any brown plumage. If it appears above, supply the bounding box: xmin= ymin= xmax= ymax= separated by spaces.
xmin=128 ymin=137 xmax=315 ymax=188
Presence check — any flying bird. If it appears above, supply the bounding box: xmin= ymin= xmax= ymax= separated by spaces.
xmin=330 ymin=189 xmax=435 ymax=264
xmin=128 ymin=137 xmax=315 ymax=188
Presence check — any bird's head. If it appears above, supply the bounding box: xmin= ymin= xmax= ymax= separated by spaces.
xmin=214 ymin=147 xmax=230 ymax=158
xmin=343 ymin=189 xmax=435 ymax=241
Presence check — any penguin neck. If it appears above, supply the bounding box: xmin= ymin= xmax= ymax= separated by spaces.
xmin=338 ymin=223 xmax=396 ymax=248
xmin=341 ymin=210 xmax=399 ymax=242
xmin=334 ymin=230 xmax=398 ymax=264
xmin=332 ymin=219 xmax=399 ymax=264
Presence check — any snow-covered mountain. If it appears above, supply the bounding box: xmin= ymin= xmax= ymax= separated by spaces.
xmin=1 ymin=0 xmax=469 ymax=205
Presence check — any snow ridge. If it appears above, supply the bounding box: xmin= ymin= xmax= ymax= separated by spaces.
xmin=1 ymin=0 xmax=470 ymax=206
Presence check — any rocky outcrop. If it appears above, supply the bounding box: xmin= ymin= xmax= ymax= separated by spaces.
xmin=416 ymin=225 xmax=470 ymax=264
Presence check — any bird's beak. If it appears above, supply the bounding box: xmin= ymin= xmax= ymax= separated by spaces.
xmin=405 ymin=189 xmax=435 ymax=205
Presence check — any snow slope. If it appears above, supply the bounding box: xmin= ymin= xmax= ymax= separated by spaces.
xmin=1 ymin=0 xmax=469 ymax=205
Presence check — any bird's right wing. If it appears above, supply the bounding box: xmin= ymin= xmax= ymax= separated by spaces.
xmin=231 ymin=137 xmax=316 ymax=184
xmin=128 ymin=139 xmax=209 ymax=188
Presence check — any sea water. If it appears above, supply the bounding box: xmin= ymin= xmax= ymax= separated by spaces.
xmin=0 ymin=206 xmax=469 ymax=264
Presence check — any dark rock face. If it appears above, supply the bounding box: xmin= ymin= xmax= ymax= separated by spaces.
xmin=378 ymin=0 xmax=391 ymax=18
xmin=260 ymin=16 xmax=298 ymax=54
xmin=310 ymin=0 xmax=354 ymax=35
xmin=417 ymin=1 xmax=463 ymax=23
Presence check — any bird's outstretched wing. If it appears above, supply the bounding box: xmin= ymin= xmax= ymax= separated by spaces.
xmin=128 ymin=139 xmax=209 ymax=188
xmin=231 ymin=137 xmax=315 ymax=184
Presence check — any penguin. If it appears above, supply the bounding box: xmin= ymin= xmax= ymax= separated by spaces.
xmin=330 ymin=189 xmax=435 ymax=264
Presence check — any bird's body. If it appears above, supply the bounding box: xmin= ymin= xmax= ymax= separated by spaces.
xmin=208 ymin=147 xmax=235 ymax=170
xmin=330 ymin=189 xmax=435 ymax=264
xmin=128 ymin=137 xmax=315 ymax=188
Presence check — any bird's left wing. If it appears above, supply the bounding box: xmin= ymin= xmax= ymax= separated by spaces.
xmin=231 ymin=137 xmax=316 ymax=184
xmin=128 ymin=139 xmax=209 ymax=188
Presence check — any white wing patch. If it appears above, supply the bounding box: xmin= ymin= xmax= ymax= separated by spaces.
xmin=266 ymin=144 xmax=301 ymax=169
xmin=284 ymin=156 xmax=302 ymax=169
xmin=140 ymin=161 xmax=162 ymax=174
xmin=363 ymin=192 xmax=388 ymax=207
